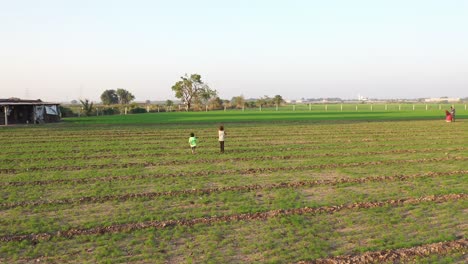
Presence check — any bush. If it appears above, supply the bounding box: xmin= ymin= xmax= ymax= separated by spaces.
xmin=59 ymin=106 xmax=77 ymax=117
xmin=101 ymin=107 xmax=120 ymax=115
xmin=130 ymin=107 xmax=147 ymax=114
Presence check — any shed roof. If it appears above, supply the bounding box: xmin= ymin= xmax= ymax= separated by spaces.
xmin=0 ymin=98 xmax=60 ymax=106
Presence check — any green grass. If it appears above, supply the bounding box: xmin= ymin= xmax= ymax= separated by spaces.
xmin=0 ymin=111 xmax=466 ymax=263
xmin=62 ymin=104 xmax=467 ymax=125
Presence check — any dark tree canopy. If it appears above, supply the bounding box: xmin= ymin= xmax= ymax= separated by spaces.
xmin=100 ymin=90 xmax=119 ymax=105
xmin=79 ymin=99 xmax=94 ymax=116
xmin=116 ymin=88 xmax=135 ymax=105
xmin=273 ymin=95 xmax=285 ymax=106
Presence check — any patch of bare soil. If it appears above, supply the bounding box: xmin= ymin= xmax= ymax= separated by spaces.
xmin=299 ymin=238 xmax=467 ymax=264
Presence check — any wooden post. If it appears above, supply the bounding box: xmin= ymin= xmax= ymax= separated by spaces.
xmin=439 ymin=104 xmax=441 ymax=110
xmin=309 ymin=103 xmax=311 ymax=111
xmin=325 ymin=105 xmax=328 ymax=111
xmin=242 ymin=106 xmax=245 ymax=112
xmin=356 ymin=105 xmax=358 ymax=111
xmin=259 ymin=105 xmax=262 ymax=111
xmin=341 ymin=104 xmax=343 ymax=111
xmin=399 ymin=105 xmax=401 ymax=111
xmin=146 ymin=105 xmax=150 ymax=113
xmin=125 ymin=107 xmax=128 ymax=115
xmin=224 ymin=106 xmax=226 ymax=112
xmin=293 ymin=105 xmax=295 ymax=111
xmin=205 ymin=105 xmax=208 ymax=112
xmin=413 ymin=104 xmax=415 ymax=111
xmin=370 ymin=104 xmax=372 ymax=111
xmin=385 ymin=104 xmax=387 ymax=111
xmin=4 ymin=106 xmax=7 ymax=126
xmin=425 ymin=104 xmax=428 ymax=111
xmin=276 ymin=104 xmax=278 ymax=111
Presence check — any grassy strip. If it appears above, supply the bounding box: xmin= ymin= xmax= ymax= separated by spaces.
xmin=2 ymin=140 xmax=463 ymax=162
xmin=300 ymin=238 xmax=467 ymax=264
xmin=1 ymin=156 xmax=466 ymax=175
xmin=2 ymin=132 xmax=464 ymax=147
xmin=1 ymin=200 xmax=465 ymax=263
xmin=1 ymin=193 xmax=464 ymax=243
xmin=1 ymin=170 xmax=465 ymax=209
xmin=1 ymin=157 xmax=465 ymax=190
xmin=1 ymin=147 xmax=464 ymax=168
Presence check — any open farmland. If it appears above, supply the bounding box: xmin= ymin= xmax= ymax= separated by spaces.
xmin=0 ymin=112 xmax=467 ymax=263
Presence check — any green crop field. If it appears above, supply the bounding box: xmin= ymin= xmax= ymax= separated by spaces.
xmin=0 ymin=110 xmax=466 ymax=263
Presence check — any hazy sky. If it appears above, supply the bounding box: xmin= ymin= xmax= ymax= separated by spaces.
xmin=1 ymin=0 xmax=467 ymax=102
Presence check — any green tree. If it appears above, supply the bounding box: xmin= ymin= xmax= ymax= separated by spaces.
xmin=165 ymin=100 xmax=174 ymax=112
xmin=255 ymin=96 xmax=271 ymax=108
xmin=197 ymin=86 xmax=218 ymax=110
xmin=116 ymin=88 xmax=135 ymax=105
xmin=273 ymin=95 xmax=285 ymax=107
xmin=209 ymin=97 xmax=224 ymax=110
xmin=171 ymin=74 xmax=216 ymax=111
xmin=231 ymin=95 xmax=245 ymax=109
xmin=223 ymin=99 xmax=231 ymax=109
xmin=79 ymin=99 xmax=94 ymax=116
xmin=100 ymin=89 xmax=119 ymax=105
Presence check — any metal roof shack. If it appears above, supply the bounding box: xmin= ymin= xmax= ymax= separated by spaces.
xmin=0 ymin=98 xmax=61 ymax=125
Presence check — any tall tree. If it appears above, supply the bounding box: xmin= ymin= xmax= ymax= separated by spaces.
xmin=171 ymin=74 xmax=216 ymax=110
xmin=273 ymin=95 xmax=285 ymax=107
xmin=165 ymin=100 xmax=174 ymax=111
xmin=197 ymin=86 xmax=218 ymax=110
xmin=116 ymin=88 xmax=135 ymax=105
xmin=209 ymin=97 xmax=224 ymax=110
xmin=255 ymin=96 xmax=271 ymax=108
xmin=231 ymin=95 xmax=245 ymax=109
xmin=100 ymin=89 xmax=119 ymax=105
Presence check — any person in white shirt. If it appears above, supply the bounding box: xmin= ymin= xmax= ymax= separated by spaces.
xmin=218 ymin=125 xmax=227 ymax=153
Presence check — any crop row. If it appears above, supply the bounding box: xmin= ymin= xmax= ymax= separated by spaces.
xmin=1 ymin=155 xmax=465 ymax=175
xmin=301 ymin=238 xmax=467 ymax=264
xmin=1 ymin=170 xmax=465 ymax=209
xmin=1 ymin=147 xmax=464 ymax=165
xmin=1 ymin=132 xmax=462 ymax=148
xmin=0 ymin=122 xmax=454 ymax=137
xmin=1 ymin=135 xmax=463 ymax=157
xmin=2 ymin=130 xmax=464 ymax=146
xmin=0 ymin=193 xmax=464 ymax=243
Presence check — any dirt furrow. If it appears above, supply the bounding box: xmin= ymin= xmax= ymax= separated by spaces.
xmin=299 ymin=238 xmax=467 ymax=264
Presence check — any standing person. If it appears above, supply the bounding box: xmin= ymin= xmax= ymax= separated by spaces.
xmin=450 ymin=106 xmax=456 ymax=122
xmin=188 ymin=132 xmax=197 ymax=154
xmin=218 ymin=125 xmax=226 ymax=153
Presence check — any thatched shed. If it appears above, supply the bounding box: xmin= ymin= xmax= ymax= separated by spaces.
xmin=0 ymin=98 xmax=61 ymax=125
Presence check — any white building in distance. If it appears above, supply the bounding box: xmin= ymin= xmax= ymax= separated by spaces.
xmin=424 ymin=97 xmax=460 ymax=102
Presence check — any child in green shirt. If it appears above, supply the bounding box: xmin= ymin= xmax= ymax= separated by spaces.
xmin=188 ymin=132 xmax=197 ymax=154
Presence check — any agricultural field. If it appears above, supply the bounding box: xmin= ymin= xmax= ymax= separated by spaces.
xmin=0 ymin=110 xmax=467 ymax=263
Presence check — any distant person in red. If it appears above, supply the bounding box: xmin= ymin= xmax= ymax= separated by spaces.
xmin=445 ymin=110 xmax=452 ymax=122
